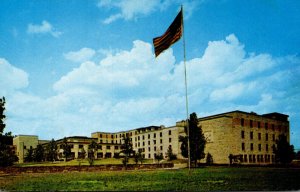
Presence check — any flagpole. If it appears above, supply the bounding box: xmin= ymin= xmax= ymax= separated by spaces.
xmin=181 ymin=5 xmax=191 ymax=171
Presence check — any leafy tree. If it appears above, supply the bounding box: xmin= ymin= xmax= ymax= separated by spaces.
xmin=154 ymin=151 xmax=163 ymax=164
xmin=25 ymin=146 xmax=34 ymax=162
xmin=166 ymin=145 xmax=177 ymax=161
xmin=273 ymin=134 xmax=295 ymax=165
xmin=88 ymin=140 xmax=99 ymax=166
xmin=0 ymin=97 xmax=18 ymax=167
xmin=134 ymin=149 xmax=144 ymax=165
xmin=206 ymin=152 xmax=213 ymax=165
xmin=79 ymin=147 xmax=86 ymax=159
xmin=179 ymin=112 xmax=206 ymax=167
xmin=46 ymin=139 xmax=58 ymax=162
xmin=120 ymin=136 xmax=134 ymax=169
xmin=33 ymin=144 xmax=44 ymax=162
xmin=61 ymin=137 xmax=71 ymax=161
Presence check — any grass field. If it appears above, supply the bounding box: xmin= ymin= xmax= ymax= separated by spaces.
xmin=16 ymin=158 xmax=155 ymax=167
xmin=1 ymin=166 xmax=300 ymax=191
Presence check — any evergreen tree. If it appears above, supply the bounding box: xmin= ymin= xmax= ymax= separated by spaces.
xmin=61 ymin=137 xmax=71 ymax=161
xmin=273 ymin=134 xmax=295 ymax=165
xmin=179 ymin=112 xmax=206 ymax=167
xmin=46 ymin=139 xmax=58 ymax=161
xmin=25 ymin=146 xmax=34 ymax=162
xmin=0 ymin=97 xmax=18 ymax=167
xmin=206 ymin=152 xmax=213 ymax=165
xmin=120 ymin=136 xmax=134 ymax=169
xmin=34 ymin=144 xmax=44 ymax=162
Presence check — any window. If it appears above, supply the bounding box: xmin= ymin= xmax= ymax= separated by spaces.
xmin=169 ymin=138 xmax=172 ymax=143
xmin=250 ymin=132 xmax=253 ymax=140
xmin=169 ymin=130 xmax=172 ymax=135
xmin=107 ymin=146 xmax=111 ymax=150
xmin=241 ymin=131 xmax=245 ymax=139
xmin=100 ymin=140 xmax=103 ymax=143
xmin=142 ymin=135 xmax=145 ymax=140
xmin=154 ymin=133 xmax=156 ymax=138
xmin=258 ymin=144 xmax=261 ymax=151
xmin=272 ymin=134 xmax=275 ymax=141
xmin=111 ymin=141 xmax=114 ymax=144
xmin=258 ymin=133 xmax=261 ymax=140
xmin=250 ymin=120 xmax=253 ymax=128
xmin=250 ymin=143 xmax=254 ymax=151
xmin=160 ymin=132 xmax=162 ymax=137
xmin=148 ymin=147 xmax=151 ymax=152
xmin=272 ymin=124 xmax=275 ymax=131
xmin=148 ymin=141 xmax=150 ymax=145
xmin=265 ymin=133 xmax=268 ymax=141
xmin=266 ymin=144 xmax=269 ymax=152
xmin=115 ymin=146 xmax=118 ymax=150
xmin=154 ymin=146 xmax=156 ymax=151
xmin=148 ymin=154 xmax=151 ymax=158
xmin=148 ymin=134 xmax=150 ymax=139
xmin=160 ymin=139 xmax=163 ymax=144
xmin=153 ymin=140 xmax=156 ymax=144
xmin=138 ymin=136 xmax=140 ymax=141
xmin=160 ymin=146 xmax=163 ymax=151
xmin=79 ymin=145 xmax=83 ymax=149
xmin=242 ymin=143 xmax=245 ymax=151
xmin=249 ymin=155 xmax=252 ymax=163
xmin=143 ymin=142 xmax=145 ymax=146
xmin=100 ymin=134 xmax=102 ymax=138
xmin=265 ymin=122 xmax=268 ymax=130
xmin=244 ymin=154 xmax=248 ymax=162
xmin=98 ymin=145 xmax=102 ymax=150
xmin=111 ymin=135 xmax=114 ymax=138
xmin=241 ymin=118 xmax=245 ymax=126
xmin=258 ymin=121 xmax=261 ymax=128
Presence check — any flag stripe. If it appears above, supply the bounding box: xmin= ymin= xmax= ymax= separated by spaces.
xmin=153 ymin=9 xmax=183 ymax=57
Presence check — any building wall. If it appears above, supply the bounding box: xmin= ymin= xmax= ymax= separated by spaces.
xmin=13 ymin=135 xmax=38 ymax=163
xmin=199 ymin=111 xmax=290 ymax=164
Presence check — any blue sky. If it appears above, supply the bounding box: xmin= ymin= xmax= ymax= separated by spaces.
xmin=0 ymin=0 xmax=299 ymax=150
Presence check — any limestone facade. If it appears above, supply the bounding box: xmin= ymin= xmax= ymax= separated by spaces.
xmin=13 ymin=110 xmax=290 ymax=165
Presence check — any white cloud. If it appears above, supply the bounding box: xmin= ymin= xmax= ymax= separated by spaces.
xmin=98 ymin=0 xmax=201 ymax=24
xmin=64 ymin=48 xmax=96 ymax=63
xmin=3 ymin=34 xmax=300 ymax=145
xmin=27 ymin=20 xmax=62 ymax=38
xmin=0 ymin=58 xmax=29 ymax=96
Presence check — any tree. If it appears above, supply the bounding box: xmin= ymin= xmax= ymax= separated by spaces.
xmin=61 ymin=137 xmax=71 ymax=161
xmin=120 ymin=136 xmax=134 ymax=169
xmin=88 ymin=140 xmax=99 ymax=166
xmin=273 ymin=134 xmax=295 ymax=165
xmin=179 ymin=112 xmax=206 ymax=167
xmin=25 ymin=146 xmax=34 ymax=162
xmin=206 ymin=152 xmax=213 ymax=165
xmin=166 ymin=145 xmax=177 ymax=161
xmin=0 ymin=97 xmax=6 ymax=134
xmin=33 ymin=144 xmax=44 ymax=162
xmin=154 ymin=151 xmax=163 ymax=164
xmin=46 ymin=139 xmax=58 ymax=162
xmin=0 ymin=97 xmax=18 ymax=167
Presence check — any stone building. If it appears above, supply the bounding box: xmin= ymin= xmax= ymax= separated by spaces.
xmin=199 ymin=111 xmax=290 ymax=164
xmin=13 ymin=110 xmax=290 ymax=165
xmin=13 ymin=135 xmax=39 ymax=163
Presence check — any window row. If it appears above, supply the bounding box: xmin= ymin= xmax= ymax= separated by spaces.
xmin=241 ymin=142 xmax=274 ymax=152
xmin=241 ymin=154 xmax=274 ymax=163
xmin=241 ymin=131 xmax=276 ymax=141
xmin=240 ymin=118 xmax=288 ymax=132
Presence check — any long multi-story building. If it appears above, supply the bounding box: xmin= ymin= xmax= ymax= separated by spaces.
xmin=13 ymin=110 xmax=290 ymax=165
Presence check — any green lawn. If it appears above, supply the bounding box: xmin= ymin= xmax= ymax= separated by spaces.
xmin=1 ymin=167 xmax=300 ymax=191
xmin=16 ymin=158 xmax=155 ymax=167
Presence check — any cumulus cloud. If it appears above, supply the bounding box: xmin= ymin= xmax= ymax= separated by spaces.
xmin=0 ymin=58 xmax=29 ymax=96
xmin=4 ymin=34 xmax=300 ymax=142
xmin=27 ymin=20 xmax=62 ymax=37
xmin=64 ymin=48 xmax=96 ymax=63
